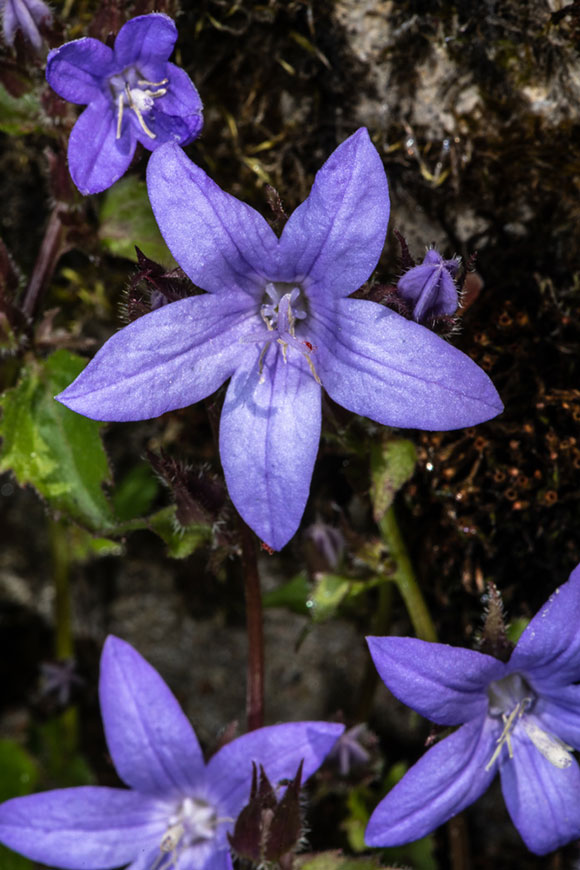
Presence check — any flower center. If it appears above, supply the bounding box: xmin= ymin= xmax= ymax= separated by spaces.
xmin=108 ymin=67 xmax=169 ymax=140
xmin=243 ymin=283 xmax=320 ymax=384
xmin=485 ymin=673 xmax=573 ymax=771
xmin=153 ymin=797 xmax=218 ymax=869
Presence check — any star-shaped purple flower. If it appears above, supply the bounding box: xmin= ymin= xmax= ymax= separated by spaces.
xmin=365 ymin=563 xmax=580 ymax=855
xmin=0 ymin=635 xmax=343 ymax=870
xmin=46 ymin=14 xmax=203 ymax=195
xmin=397 ymin=248 xmax=460 ymax=322
xmin=56 ymin=128 xmax=502 ymax=549
xmin=2 ymin=0 xmax=51 ymax=51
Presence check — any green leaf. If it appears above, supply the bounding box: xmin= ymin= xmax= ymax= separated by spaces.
xmin=307 ymin=573 xmax=350 ymax=623
xmin=0 ymin=740 xmax=38 ymax=802
xmin=0 ymin=846 xmax=36 ymax=870
xmin=0 ymin=740 xmax=39 ymax=866
xmin=0 ymin=350 xmax=115 ymax=532
xmin=299 ymin=852 xmax=398 ymax=870
xmin=67 ymin=525 xmax=124 ymax=563
xmin=370 ymin=436 xmax=417 ymax=523
xmin=0 ymin=84 xmax=42 ymax=135
xmin=33 ymin=717 xmax=94 ymax=787
xmin=343 ymin=788 xmax=372 ymax=852
xmin=507 ymin=616 xmax=529 ymax=644
xmin=99 ymin=176 xmax=175 ymax=267
xmin=112 ymin=462 xmax=159 ymax=521
xmin=148 ymin=506 xmax=212 ymax=558
xmin=263 ymin=572 xmax=310 ymax=615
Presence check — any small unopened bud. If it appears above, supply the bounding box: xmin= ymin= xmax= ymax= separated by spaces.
xmin=478 ymin=581 xmax=514 ymax=662
xmin=124 ymin=248 xmax=193 ymax=323
xmin=146 ymin=451 xmax=226 ymax=526
xmin=228 ymin=760 xmax=305 ymax=864
xmin=397 ymin=249 xmax=460 ymax=323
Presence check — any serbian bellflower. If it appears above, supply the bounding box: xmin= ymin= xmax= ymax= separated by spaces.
xmin=46 ymin=14 xmax=203 ymax=194
xmin=56 ymin=128 xmax=502 ymax=549
xmin=2 ymin=0 xmax=51 ymax=51
xmin=366 ymin=563 xmax=580 ymax=855
xmin=397 ymin=248 xmax=460 ymax=322
xmin=0 ymin=635 xmax=343 ymax=870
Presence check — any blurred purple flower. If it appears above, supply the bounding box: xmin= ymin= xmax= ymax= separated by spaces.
xmin=306 ymin=520 xmax=344 ymax=571
xmin=2 ymin=0 xmax=51 ymax=51
xmin=397 ymin=249 xmax=460 ymax=322
xmin=328 ymin=724 xmax=372 ymax=776
xmin=366 ymin=563 xmax=580 ymax=855
xmin=56 ymin=128 xmax=502 ymax=550
xmin=0 ymin=635 xmax=343 ymax=870
xmin=39 ymin=658 xmax=83 ymax=706
xmin=46 ymin=14 xmax=203 ymax=195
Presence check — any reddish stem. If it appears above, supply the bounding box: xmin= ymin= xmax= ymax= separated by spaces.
xmin=21 ymin=207 xmax=66 ymax=319
xmin=239 ymin=519 xmax=265 ymax=731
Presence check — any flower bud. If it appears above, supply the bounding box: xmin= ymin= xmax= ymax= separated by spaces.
xmin=397 ymin=249 xmax=460 ymax=323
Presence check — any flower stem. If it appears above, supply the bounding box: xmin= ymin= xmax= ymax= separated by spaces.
xmin=21 ymin=207 xmax=66 ymax=320
xmin=356 ymin=581 xmax=393 ymax=721
xmin=379 ymin=505 xmax=437 ymax=642
xmin=239 ymin=520 xmax=265 ymax=731
xmin=48 ymin=518 xmax=78 ymax=752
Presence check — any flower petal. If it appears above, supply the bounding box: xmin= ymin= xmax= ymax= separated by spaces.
xmin=0 ymin=787 xmax=163 ymax=870
xmin=219 ymin=346 xmax=321 ymax=549
xmin=56 ymin=293 xmax=255 ymax=421
xmin=147 ymin=143 xmax=279 ymax=296
xmin=533 ymin=685 xmax=580 ymax=750
xmin=145 ymin=63 xmax=203 ymax=147
xmin=311 ymin=298 xmax=503 ymax=429
xmin=114 ymin=13 xmax=177 ymax=68
xmin=278 ymin=128 xmax=389 ymax=296
xmin=99 ymin=636 xmax=206 ymax=795
xmin=367 ymin=637 xmax=504 ymax=725
xmin=509 ymin=563 xmax=580 ymax=684
xmin=365 ymin=718 xmax=497 ymax=847
xmin=2 ymin=0 xmax=19 ymax=45
xmin=4 ymin=0 xmax=49 ymax=49
xmin=500 ymin=732 xmax=580 ymax=854
xmin=46 ymin=38 xmax=114 ymax=104
xmin=177 ymin=845 xmax=233 ymax=870
xmin=67 ymin=95 xmax=135 ymax=195
xmin=206 ymin=722 xmax=344 ymax=817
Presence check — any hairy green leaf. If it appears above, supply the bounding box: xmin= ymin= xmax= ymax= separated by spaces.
xmin=0 ymin=350 xmax=115 ymax=532
xmin=99 ymin=176 xmax=174 ymax=267
xmin=370 ymin=436 xmax=417 ymax=523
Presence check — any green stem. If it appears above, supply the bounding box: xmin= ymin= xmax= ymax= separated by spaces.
xmin=379 ymin=505 xmax=437 ymax=642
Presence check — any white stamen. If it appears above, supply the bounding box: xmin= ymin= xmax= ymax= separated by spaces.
xmin=116 ymin=92 xmax=124 ymax=140
xmin=521 ymin=719 xmax=574 ymax=769
xmin=138 ymin=77 xmax=169 ymax=87
xmin=485 ymin=701 xmax=526 ymax=771
xmin=125 ymin=84 xmax=157 ymax=139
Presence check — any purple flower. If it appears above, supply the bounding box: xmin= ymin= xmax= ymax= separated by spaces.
xmin=328 ymin=724 xmax=373 ymax=776
xmin=397 ymin=249 xmax=460 ymax=322
xmin=0 ymin=635 xmax=343 ymax=870
xmin=56 ymin=128 xmax=502 ymax=550
xmin=46 ymin=14 xmax=203 ymax=195
xmin=365 ymin=563 xmax=580 ymax=855
xmin=2 ymin=0 xmax=51 ymax=51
